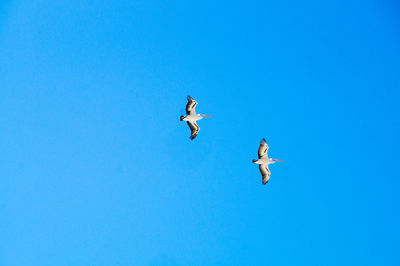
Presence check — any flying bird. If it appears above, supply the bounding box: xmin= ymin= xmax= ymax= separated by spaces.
xmin=252 ymin=138 xmax=283 ymax=185
xmin=180 ymin=96 xmax=212 ymax=140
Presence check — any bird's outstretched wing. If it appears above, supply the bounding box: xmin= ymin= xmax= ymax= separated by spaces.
xmin=187 ymin=121 xmax=200 ymax=140
xmin=259 ymin=164 xmax=271 ymax=185
xmin=186 ymin=96 xmax=198 ymax=115
xmin=258 ymin=138 xmax=269 ymax=159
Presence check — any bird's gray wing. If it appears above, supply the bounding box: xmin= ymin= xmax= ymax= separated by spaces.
xmin=187 ymin=121 xmax=200 ymax=140
xmin=258 ymin=138 xmax=269 ymax=159
xmin=186 ymin=95 xmax=198 ymax=115
xmin=259 ymin=164 xmax=271 ymax=185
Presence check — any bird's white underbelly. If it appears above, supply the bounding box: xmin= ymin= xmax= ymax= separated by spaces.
xmin=184 ymin=115 xmax=202 ymax=122
xmin=254 ymin=159 xmax=272 ymax=165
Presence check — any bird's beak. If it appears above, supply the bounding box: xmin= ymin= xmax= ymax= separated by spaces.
xmin=201 ymin=114 xmax=212 ymax=117
xmin=272 ymin=159 xmax=284 ymax=162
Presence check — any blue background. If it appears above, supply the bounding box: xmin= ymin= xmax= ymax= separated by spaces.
xmin=1 ymin=0 xmax=400 ymax=265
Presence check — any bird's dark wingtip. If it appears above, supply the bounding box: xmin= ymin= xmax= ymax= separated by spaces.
xmin=261 ymin=138 xmax=266 ymax=143
xmin=187 ymin=95 xmax=193 ymax=100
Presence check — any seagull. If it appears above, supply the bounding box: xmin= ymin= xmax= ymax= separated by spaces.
xmin=180 ymin=96 xmax=212 ymax=140
xmin=252 ymin=138 xmax=283 ymax=185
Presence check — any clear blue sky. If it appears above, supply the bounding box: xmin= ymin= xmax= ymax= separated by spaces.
xmin=1 ymin=0 xmax=400 ymax=265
